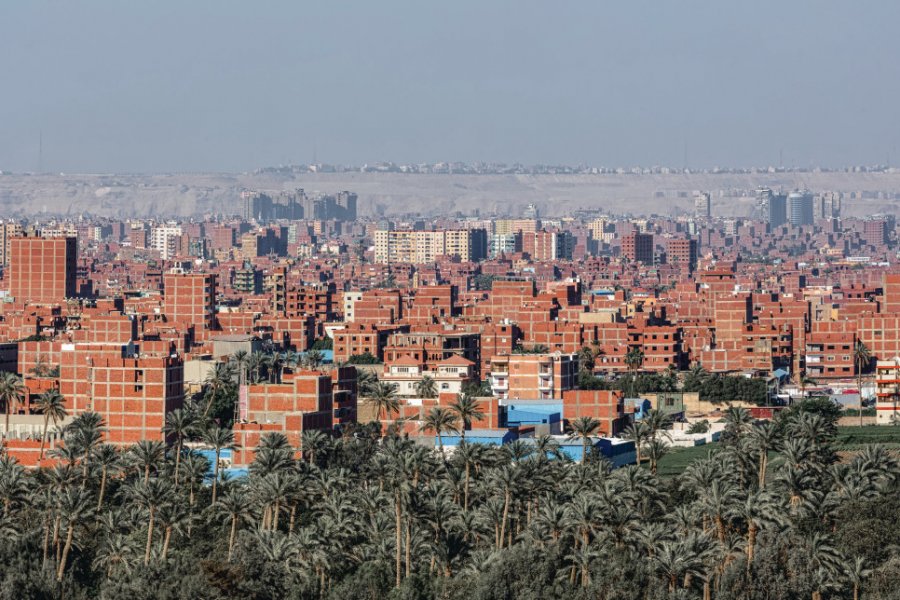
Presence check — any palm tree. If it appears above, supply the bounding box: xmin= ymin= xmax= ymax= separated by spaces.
xmin=567 ymin=416 xmax=600 ymax=463
xmin=66 ymin=411 xmax=105 ymax=472
xmin=231 ymin=350 xmax=250 ymax=386
xmin=33 ymin=389 xmax=67 ymax=461
xmin=642 ymin=408 xmax=672 ymax=438
xmin=0 ymin=372 xmax=25 ymax=439
xmin=156 ymin=500 xmax=191 ymax=560
xmin=493 ymin=464 xmax=520 ymax=550
xmin=413 ymin=375 xmax=438 ymax=399
xmin=203 ymin=362 xmax=235 ymax=417
xmin=0 ymin=455 xmax=27 ymax=517
xmin=645 ymin=438 xmax=669 ymax=475
xmin=90 ymin=444 xmax=120 ymax=510
xmin=854 ymin=341 xmax=872 ymax=426
xmin=203 ymin=425 xmax=236 ymax=503
xmin=748 ymin=421 xmax=780 ymax=488
xmin=453 ymin=440 xmax=483 ymax=511
xmin=622 ymin=421 xmax=650 ymax=465
xmin=300 ymin=429 xmax=328 ymax=466
xmin=419 ymin=407 xmax=459 ymax=456
xmin=845 ymin=555 xmax=871 ymax=600
xmin=55 ymin=487 xmax=94 ymax=581
xmin=127 ymin=478 xmax=173 ymax=565
xmin=564 ymin=546 xmax=598 ymax=588
xmin=127 ymin=439 xmax=166 ymax=483
xmin=624 ymin=347 xmax=644 ymax=397
xmin=722 ymin=405 xmax=753 ymax=442
xmin=304 ymin=349 xmax=325 ymax=370
xmin=355 ymin=368 xmax=377 ymax=397
xmin=368 ymin=381 xmax=400 ymax=431
xmin=448 ymin=393 xmax=485 ymax=439
xmin=247 ymin=352 xmax=265 ymax=384
xmin=163 ymin=408 xmax=195 ymax=487
xmin=281 ymin=350 xmax=300 ymax=376
xmin=730 ymin=490 xmax=782 ymax=567
xmin=92 ymin=534 xmax=138 ymax=578
xmin=577 ymin=345 xmax=597 ymax=376
xmin=214 ymin=487 xmax=250 ymax=561
xmin=178 ymin=452 xmax=210 ymax=534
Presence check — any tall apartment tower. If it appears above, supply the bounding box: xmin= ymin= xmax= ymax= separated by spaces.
xmin=757 ymin=187 xmax=788 ymax=228
xmin=622 ymin=233 xmax=654 ymax=264
xmin=693 ymin=191 xmax=711 ymax=218
xmin=788 ymin=190 xmax=814 ymax=227
xmin=817 ymin=192 xmax=841 ymax=219
xmin=163 ymin=271 xmax=218 ymax=331
xmin=0 ymin=222 xmax=23 ymax=266
xmin=9 ymin=235 xmax=77 ymax=303
xmin=150 ymin=224 xmax=183 ymax=260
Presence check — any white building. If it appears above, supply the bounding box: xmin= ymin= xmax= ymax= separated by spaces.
xmin=380 ymin=354 xmax=476 ymax=397
xmin=150 ymin=224 xmax=182 ymax=260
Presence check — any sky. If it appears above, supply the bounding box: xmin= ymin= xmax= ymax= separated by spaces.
xmin=1 ymin=1 xmax=899 ymax=173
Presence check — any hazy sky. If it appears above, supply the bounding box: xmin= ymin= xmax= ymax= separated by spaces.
xmin=1 ymin=1 xmax=899 ymax=173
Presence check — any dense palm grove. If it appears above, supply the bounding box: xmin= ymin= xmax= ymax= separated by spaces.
xmin=2 ymin=399 xmax=900 ymax=599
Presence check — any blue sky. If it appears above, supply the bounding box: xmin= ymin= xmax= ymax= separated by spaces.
xmin=1 ymin=1 xmax=898 ymax=172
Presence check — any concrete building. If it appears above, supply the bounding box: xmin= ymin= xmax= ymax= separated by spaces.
xmin=380 ymin=354 xmax=476 ymax=396
xmin=788 ymin=190 xmax=814 ymax=227
xmin=0 ymin=222 xmax=23 ymax=266
xmin=666 ymin=238 xmax=698 ymax=270
xmin=757 ymin=187 xmax=787 ymax=228
xmin=693 ymin=191 xmax=711 ymax=218
xmin=150 ymin=224 xmax=183 ymax=260
xmin=876 ymin=358 xmax=900 ymax=425
xmin=342 ymin=291 xmax=364 ymax=322
xmin=622 ymin=233 xmax=654 ymax=264
xmin=374 ymin=229 xmax=487 ymax=264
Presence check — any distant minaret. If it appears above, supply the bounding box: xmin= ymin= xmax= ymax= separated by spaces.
xmin=38 ymin=130 xmax=43 ymax=173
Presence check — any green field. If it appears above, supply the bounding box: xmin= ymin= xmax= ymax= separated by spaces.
xmin=653 ymin=442 xmax=722 ymax=478
xmin=835 ymin=425 xmax=900 ymax=449
xmin=651 ymin=427 xmax=900 ymax=477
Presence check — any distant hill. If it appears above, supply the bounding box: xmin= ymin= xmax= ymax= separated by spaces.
xmin=2 ymin=171 xmax=900 ymax=218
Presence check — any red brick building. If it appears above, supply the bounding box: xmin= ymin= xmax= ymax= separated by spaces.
xmin=9 ymin=236 xmax=77 ymax=303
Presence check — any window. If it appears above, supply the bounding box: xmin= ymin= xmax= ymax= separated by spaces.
xmin=441 ymin=383 xmax=449 ymax=390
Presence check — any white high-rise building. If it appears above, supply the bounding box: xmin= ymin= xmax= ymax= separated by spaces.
xmin=151 ymin=224 xmax=182 ymax=260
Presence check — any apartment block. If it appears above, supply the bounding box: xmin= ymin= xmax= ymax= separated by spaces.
xmin=8 ymin=235 xmax=77 ymax=304
xmin=490 ymin=353 xmax=578 ymax=400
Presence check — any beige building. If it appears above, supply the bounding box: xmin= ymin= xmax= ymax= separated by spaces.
xmin=374 ymin=229 xmax=485 ymax=264
xmin=876 ymin=358 xmax=900 ymax=424
xmin=588 ymin=218 xmax=609 ymax=240
xmin=342 ymin=291 xmax=364 ymax=322
xmin=380 ymin=354 xmax=476 ymax=396
xmin=0 ymin=222 xmax=23 ymax=266
xmin=493 ymin=219 xmax=539 ymax=236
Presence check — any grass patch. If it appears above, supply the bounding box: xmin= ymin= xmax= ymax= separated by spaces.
xmin=651 ymin=427 xmax=900 ymax=478
xmin=835 ymin=426 xmax=900 ymax=446
xmin=654 ymin=442 xmax=722 ymax=478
